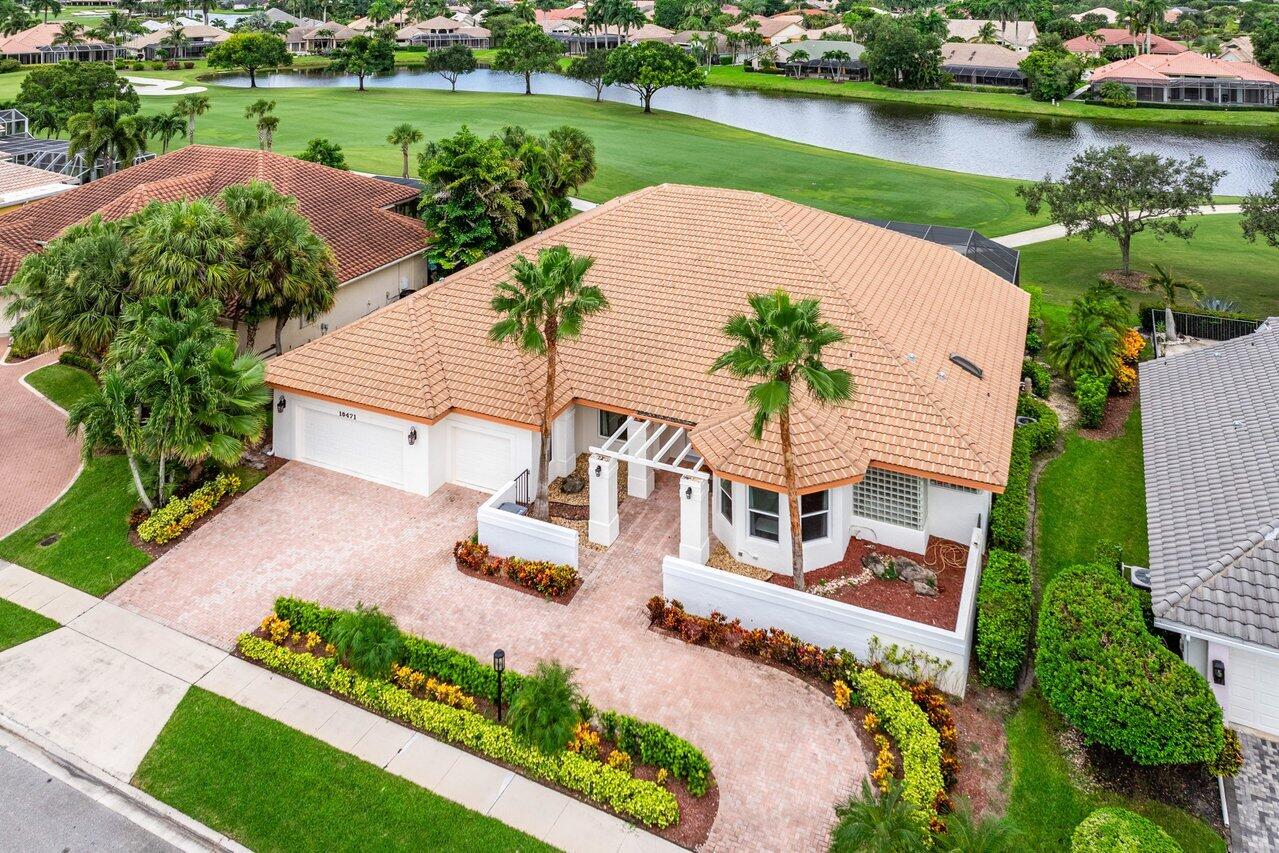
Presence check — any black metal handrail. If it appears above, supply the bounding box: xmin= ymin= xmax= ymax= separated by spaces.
xmin=1145 ymin=308 xmax=1261 ymax=347
xmin=514 ymin=468 xmax=530 ymax=506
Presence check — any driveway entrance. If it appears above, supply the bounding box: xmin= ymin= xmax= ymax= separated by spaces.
xmin=111 ymin=462 xmax=866 ymax=852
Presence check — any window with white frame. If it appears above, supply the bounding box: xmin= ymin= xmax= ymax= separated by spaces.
xmin=851 ymin=468 xmax=925 ymax=529
xmin=801 ymin=490 xmax=829 ymax=541
xmin=747 ymin=487 xmax=780 ymax=541
xmin=599 ymin=410 xmax=627 ymax=440
xmin=719 ymin=478 xmax=733 ymax=521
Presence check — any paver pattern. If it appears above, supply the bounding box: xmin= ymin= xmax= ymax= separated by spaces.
xmin=112 ymin=462 xmax=867 ymax=852
xmin=0 ymin=343 xmax=81 ymax=538
xmin=1235 ymin=731 xmax=1279 ymax=852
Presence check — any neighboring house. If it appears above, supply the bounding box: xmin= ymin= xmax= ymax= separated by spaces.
xmin=1089 ymin=52 xmax=1279 ymax=106
xmin=125 ymin=24 xmax=232 ymax=59
xmin=262 ymin=183 xmax=1027 ymax=580
xmin=1141 ymin=319 xmax=1279 ymax=737
xmin=728 ymin=16 xmax=808 ymax=46
xmin=627 ymin=23 xmax=675 ymax=43
xmin=671 ymin=29 xmax=729 ymax=54
xmin=769 ymin=39 xmax=869 ymax=79
xmin=262 ymin=7 xmax=324 ymax=28
xmin=0 ymin=23 xmax=121 ymax=64
xmin=0 ymin=146 xmax=429 ymax=354
xmin=396 ymin=17 xmax=491 ymax=48
xmin=1070 ymin=6 xmax=1119 ymax=23
xmin=348 ymin=11 xmax=411 ymax=29
xmin=1064 ymin=28 xmax=1185 ymax=56
xmin=286 ymin=23 xmax=359 ymax=53
xmin=945 ymin=18 xmax=1038 ymax=51
xmin=1220 ymin=35 xmax=1254 ymax=64
xmin=0 ymin=159 xmax=76 ymax=211
xmin=942 ymin=42 xmax=1028 ymax=88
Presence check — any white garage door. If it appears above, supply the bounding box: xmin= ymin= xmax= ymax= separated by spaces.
xmin=450 ymin=426 xmax=515 ymax=492
xmin=301 ymin=408 xmax=405 ymax=487
xmin=1228 ymin=648 xmax=1279 ymax=735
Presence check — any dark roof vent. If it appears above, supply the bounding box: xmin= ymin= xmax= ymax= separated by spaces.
xmin=949 ymin=353 xmax=983 ymax=379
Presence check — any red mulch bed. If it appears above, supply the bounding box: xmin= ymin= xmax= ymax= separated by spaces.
xmin=1078 ymin=388 xmax=1138 ymax=441
xmin=768 ymin=537 xmax=971 ymax=630
xmin=455 ymin=557 xmax=582 ymax=605
xmin=239 ymin=628 xmax=716 ymax=847
xmin=129 ymin=456 xmax=286 ymax=558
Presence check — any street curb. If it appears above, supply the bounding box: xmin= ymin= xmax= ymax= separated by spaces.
xmin=0 ymin=713 xmax=249 ymax=853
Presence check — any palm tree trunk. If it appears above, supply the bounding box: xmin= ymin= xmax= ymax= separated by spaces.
xmin=401 ymin=146 xmax=409 ymax=179
xmin=780 ymin=406 xmax=805 ymax=591
xmin=533 ymin=325 xmax=556 ymax=521
xmin=156 ymin=452 xmax=167 ymax=506
xmin=274 ymin=313 xmax=288 ymax=355
xmin=127 ymin=452 xmax=154 ymax=511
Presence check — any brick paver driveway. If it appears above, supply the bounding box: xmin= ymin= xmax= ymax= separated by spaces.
xmin=0 ymin=343 xmax=81 ymax=537
xmin=112 ymin=462 xmax=866 ymax=851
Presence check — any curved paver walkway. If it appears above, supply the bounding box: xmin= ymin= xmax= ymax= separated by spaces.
xmin=111 ymin=462 xmax=866 ymax=851
xmin=0 ymin=343 xmax=81 ymax=538
xmin=993 ymin=203 xmax=1244 ymax=247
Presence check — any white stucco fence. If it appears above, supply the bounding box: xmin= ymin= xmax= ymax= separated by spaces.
xmin=477 ymin=474 xmax=580 ymax=569
xmin=662 ymin=522 xmax=986 ymax=696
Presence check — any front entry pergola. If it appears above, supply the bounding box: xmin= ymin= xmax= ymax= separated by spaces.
xmin=587 ymin=416 xmax=712 ymax=562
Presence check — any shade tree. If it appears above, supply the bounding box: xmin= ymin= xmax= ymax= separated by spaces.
xmin=206 ymin=31 xmax=292 ymax=88
xmin=603 ymin=41 xmax=705 ymax=113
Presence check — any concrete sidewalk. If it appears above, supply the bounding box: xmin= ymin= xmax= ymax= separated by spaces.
xmin=0 ymin=561 xmax=680 ymax=853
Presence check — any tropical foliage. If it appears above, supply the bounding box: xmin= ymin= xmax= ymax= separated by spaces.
xmin=507 ymin=660 xmax=585 ymax=754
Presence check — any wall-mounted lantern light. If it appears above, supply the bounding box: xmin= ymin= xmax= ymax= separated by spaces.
xmin=684 ymin=485 xmax=693 ymax=500
xmin=1212 ymin=659 xmax=1226 ymax=685
xmin=594 ymin=463 xmax=602 ymax=477
xmin=276 ymin=396 xmax=286 ymax=414
xmin=407 ymin=427 xmax=418 ymax=446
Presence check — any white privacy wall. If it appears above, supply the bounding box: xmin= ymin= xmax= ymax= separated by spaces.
xmin=478 ymin=474 xmax=580 ymax=568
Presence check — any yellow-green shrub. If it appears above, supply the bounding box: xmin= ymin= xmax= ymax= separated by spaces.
xmin=852 ymin=668 xmax=944 ymax=820
xmin=138 ymin=474 xmax=240 ymax=544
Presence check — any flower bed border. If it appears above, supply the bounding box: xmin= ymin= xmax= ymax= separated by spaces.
xmin=453 ymin=540 xmax=581 ymax=604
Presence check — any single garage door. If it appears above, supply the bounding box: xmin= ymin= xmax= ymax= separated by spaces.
xmin=1228 ymin=648 xmax=1279 ymax=735
xmin=301 ymin=408 xmax=405 ymax=487
xmin=450 ymin=426 xmax=515 ymax=492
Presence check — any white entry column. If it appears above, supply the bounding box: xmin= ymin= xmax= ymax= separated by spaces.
xmin=679 ymin=475 xmax=710 ymax=563
xmin=627 ymin=421 xmax=654 ymax=499
xmin=588 ymin=453 xmax=619 ymax=547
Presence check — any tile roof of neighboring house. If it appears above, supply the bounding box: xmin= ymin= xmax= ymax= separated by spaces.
xmin=1070 ymin=6 xmax=1119 ymax=21
xmin=628 ymin=23 xmax=675 ymax=42
xmin=125 ymin=23 xmax=231 ymax=48
xmin=776 ymin=40 xmax=866 ymax=61
xmin=945 ymin=18 xmax=1037 ymax=49
xmin=1220 ymin=35 xmax=1255 ymax=64
xmin=0 ymin=22 xmax=114 ymax=54
xmin=536 ymin=7 xmax=586 ymax=21
xmin=1140 ymin=319 xmax=1279 ymax=648
xmin=1090 ymin=51 xmax=1279 ymax=84
xmin=0 ymin=159 xmax=76 ymax=206
xmin=729 ymin=16 xmax=804 ymax=39
xmin=0 ymin=145 xmax=426 ymax=286
xmin=1064 ymin=28 xmax=1185 ymax=54
xmin=266 ymin=184 xmax=1028 ymax=492
xmin=941 ymin=42 xmax=1024 ymax=69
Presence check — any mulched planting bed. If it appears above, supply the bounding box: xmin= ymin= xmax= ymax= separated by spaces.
xmin=948 ymin=677 xmax=1014 ymax=818
xmin=455 ymin=558 xmax=582 ymax=605
xmin=237 ymin=627 xmax=716 ymax=847
xmin=1083 ymin=742 xmax=1226 ymax=835
xmin=769 ymin=537 xmax=970 ymax=630
xmin=1077 ymin=388 xmax=1139 ymax=441
xmin=548 ymin=502 xmax=588 ymax=521
xmin=1100 ymin=269 xmax=1153 ymax=291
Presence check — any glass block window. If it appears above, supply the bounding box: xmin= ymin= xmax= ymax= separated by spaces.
xmin=599 ymin=410 xmax=627 ymax=440
xmin=748 ymin=487 xmax=780 ymax=542
xmin=933 ymin=479 xmax=979 ymax=494
xmin=719 ymin=478 xmax=733 ymax=521
xmin=801 ymin=490 xmax=829 ymax=541
xmin=851 ymin=468 xmax=925 ymax=530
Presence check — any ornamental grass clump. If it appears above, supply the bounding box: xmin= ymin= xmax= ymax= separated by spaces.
xmin=508 ymin=660 xmax=584 ymax=754
xmin=330 ymin=603 xmax=404 ymax=680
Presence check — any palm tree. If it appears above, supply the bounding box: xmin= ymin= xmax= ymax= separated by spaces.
xmin=30 ymin=0 xmax=61 ymax=24
xmin=244 ymin=98 xmax=277 ymax=150
xmin=489 ymin=245 xmax=608 ymax=521
xmin=932 ymin=798 xmax=1023 ymax=852
xmin=67 ymin=372 xmax=154 ymax=510
xmin=709 ymin=288 xmax=853 ymax=592
xmin=1 ymin=9 xmax=36 ymax=36
xmin=822 ymin=49 xmax=851 ymax=81
xmin=1045 ymin=311 xmax=1121 ymax=379
xmin=830 ymin=780 xmax=928 ymax=853
xmin=175 ymin=93 xmax=211 ymax=145
xmin=67 ymin=102 xmax=147 ymax=180
xmin=788 ymin=48 xmax=808 ymax=77
xmin=100 ymin=10 xmax=135 ymax=45
xmin=127 ymin=198 xmax=238 ymax=301
xmin=161 ymin=23 xmax=190 ymax=58
xmin=148 ymin=111 xmax=186 ymax=153
xmin=386 ymin=122 xmax=423 ymax=179
xmin=973 ymin=21 xmax=998 ymax=43
xmin=51 ymin=20 xmax=86 ymax=51
xmin=1133 ymin=0 xmax=1167 ymax=53
xmin=1146 ymin=262 xmax=1204 ymax=305
xmin=613 ymin=2 xmax=645 ymax=36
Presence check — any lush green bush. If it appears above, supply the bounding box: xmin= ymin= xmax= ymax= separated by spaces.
xmin=1037 ymin=564 xmax=1224 ymax=765
xmin=990 ymin=396 xmax=1060 ymax=551
xmin=1097 ymin=81 xmax=1137 ymax=108
xmin=1016 ymin=394 xmax=1060 ymax=454
xmin=1209 ymin=727 xmax=1244 ymax=778
xmin=0 ymin=58 xmax=21 ymax=74
xmin=831 ymin=779 xmax=929 ymax=852
xmin=58 ymin=351 xmax=97 ymax=373
xmin=237 ymin=635 xmax=679 ymax=826
xmin=601 ymin=710 xmax=711 ymax=796
xmin=1071 ymin=807 xmax=1181 ymax=852
xmin=508 ymin=661 xmax=583 ymax=754
xmin=330 ymin=603 xmax=404 ymax=679
xmin=137 ymin=474 xmax=239 ymax=544
xmin=1074 ymin=372 xmax=1110 ymax=428
xmin=1021 ymin=359 xmax=1051 ymax=398
xmin=853 ymin=668 xmax=944 ymax=820
xmin=975 ymin=550 xmax=1032 ymax=690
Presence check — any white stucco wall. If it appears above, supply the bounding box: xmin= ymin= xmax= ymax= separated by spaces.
xmin=478 ymin=474 xmax=579 ymax=567
xmin=925 ymin=483 xmax=992 ymax=546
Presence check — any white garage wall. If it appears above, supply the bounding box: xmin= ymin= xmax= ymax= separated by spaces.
xmin=434 ymin=413 xmax=537 ymax=494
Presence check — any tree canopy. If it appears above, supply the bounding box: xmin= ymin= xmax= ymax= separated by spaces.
xmin=1241 ymin=176 xmax=1279 ymax=249
xmin=424 ymin=43 xmax=477 ymax=90
xmin=17 ymin=61 xmax=139 ymax=136
xmin=328 ymin=33 xmax=395 ymax=91
xmin=493 ymin=23 xmax=564 ymax=94
xmin=296 ymin=137 xmax=349 ymax=169
xmin=603 ymin=41 xmax=705 ymax=113
xmin=206 ymin=31 xmax=291 ymax=88
xmin=862 ymin=15 xmax=944 ymax=89
xmin=565 ymin=48 xmax=610 ymax=101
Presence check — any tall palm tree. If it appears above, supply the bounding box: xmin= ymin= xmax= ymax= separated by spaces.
xmin=1 ymin=9 xmax=36 ymax=36
xmin=709 ymin=288 xmax=853 ymax=592
xmin=148 ymin=111 xmax=186 ymax=153
xmin=174 ymin=93 xmax=211 ymax=145
xmin=31 ymin=0 xmax=61 ymax=24
xmin=386 ymin=122 xmax=423 ymax=179
xmin=1133 ymin=0 xmax=1168 ymax=53
xmin=973 ymin=20 xmax=998 ymax=43
xmin=822 ymin=49 xmax=851 ymax=81
xmin=67 ymin=372 xmax=154 ymax=510
xmin=244 ymin=98 xmax=277 ymax=150
xmin=52 ymin=21 xmax=85 ymax=48
xmin=830 ymin=780 xmax=928 ymax=853
xmin=489 ymin=245 xmax=608 ymax=521
xmin=127 ymin=198 xmax=238 ymax=301
xmin=1146 ymin=262 xmax=1204 ymax=305
xmin=161 ymin=23 xmax=189 ymax=58
xmin=67 ymin=102 xmax=147 ymax=180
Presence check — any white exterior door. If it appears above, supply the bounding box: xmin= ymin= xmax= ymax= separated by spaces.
xmin=1228 ymin=648 xmax=1279 ymax=735
xmin=301 ymin=408 xmax=405 ymax=487
xmin=450 ymin=425 xmax=515 ymax=492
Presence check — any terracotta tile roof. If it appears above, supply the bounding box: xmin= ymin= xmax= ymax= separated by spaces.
xmin=0 ymin=145 xmax=427 ymax=286
xmin=0 ymin=159 xmax=74 ymax=202
xmin=125 ymin=23 xmax=231 ymax=48
xmin=1090 ymin=51 xmax=1279 ymax=84
xmin=941 ymin=42 xmax=1024 ymax=70
xmin=1064 ymin=28 xmax=1185 ymax=54
xmin=0 ymin=22 xmax=114 ymax=54
xmin=266 ymin=185 xmax=1029 ymax=491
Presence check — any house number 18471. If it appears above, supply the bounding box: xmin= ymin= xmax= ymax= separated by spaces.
xmin=339 ymin=411 xmax=357 ymax=420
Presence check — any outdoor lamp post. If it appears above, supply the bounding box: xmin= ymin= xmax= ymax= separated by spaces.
xmin=493 ymin=649 xmax=506 ymax=722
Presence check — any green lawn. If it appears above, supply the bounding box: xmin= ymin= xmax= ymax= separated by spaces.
xmin=0 ymin=598 xmax=59 ymax=652
xmin=1035 ymin=404 xmax=1149 ymax=587
xmin=135 ymin=688 xmax=556 ymax=853
xmin=1019 ymin=214 xmax=1279 ymax=317
xmin=0 ymin=65 xmax=1045 ymax=236
xmin=706 ymin=66 xmax=1279 ymax=128
xmin=23 ymin=363 xmax=96 ymax=411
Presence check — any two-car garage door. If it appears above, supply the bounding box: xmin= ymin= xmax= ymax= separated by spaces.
xmin=1228 ymin=648 xmax=1279 ymax=735
xmin=302 ymin=408 xmax=405 ymax=488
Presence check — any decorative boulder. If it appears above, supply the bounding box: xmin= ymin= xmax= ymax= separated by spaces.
xmin=913 ymin=580 xmax=939 ymax=597
xmin=862 ymin=552 xmax=892 ymax=579
xmin=560 ymin=474 xmax=585 ymax=494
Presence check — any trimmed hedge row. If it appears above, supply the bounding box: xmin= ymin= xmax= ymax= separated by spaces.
xmin=990 ymin=395 xmax=1060 ymax=551
xmin=852 ymin=668 xmax=944 ymax=819
xmin=1071 ymin=807 xmax=1181 ymax=852
xmin=238 ymin=635 xmax=680 ymax=826
xmin=974 ymin=550 xmax=1032 ymax=690
xmin=1022 ymin=358 xmax=1051 ymax=398
xmin=600 ymin=710 xmax=711 ymax=797
xmin=1037 ymin=564 xmax=1223 ymax=765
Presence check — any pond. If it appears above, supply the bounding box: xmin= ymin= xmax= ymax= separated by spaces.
xmin=220 ymin=67 xmax=1279 ymax=195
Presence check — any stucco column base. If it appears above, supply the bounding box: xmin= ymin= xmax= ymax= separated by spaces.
xmin=588 ymin=453 xmax=619 ymax=547
xmin=679 ymin=475 xmax=710 ymax=564
xmin=626 ymin=421 xmax=654 ymax=499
